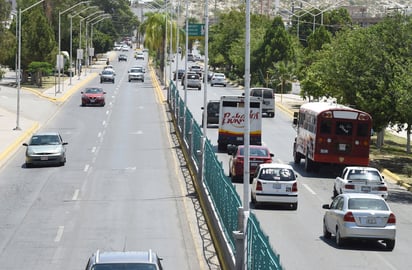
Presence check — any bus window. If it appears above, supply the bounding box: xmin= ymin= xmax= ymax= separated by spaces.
xmin=320 ymin=120 xmax=332 ymax=134
xmin=357 ymin=123 xmax=369 ymax=137
xmin=336 ymin=121 xmax=353 ymax=136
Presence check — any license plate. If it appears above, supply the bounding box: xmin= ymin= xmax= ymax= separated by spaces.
xmin=339 ymin=144 xmax=346 ymax=151
xmin=367 ymin=217 xmax=376 ymax=224
xmin=273 ymin=183 xmax=281 ymax=189
xmin=90 ymin=99 xmax=95 ymax=103
xmin=361 ymin=186 xmax=371 ymax=192
xmin=236 ymin=137 xmax=242 ymax=141
xmin=251 ymin=162 xmax=258 ymax=167
xmin=40 ymin=156 xmax=48 ymax=161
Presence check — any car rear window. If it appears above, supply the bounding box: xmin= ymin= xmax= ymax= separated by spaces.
xmin=348 ymin=198 xmax=389 ymax=210
xmin=258 ymin=168 xmax=296 ymax=181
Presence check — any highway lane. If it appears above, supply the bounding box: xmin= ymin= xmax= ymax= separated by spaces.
xmin=178 ymin=79 xmax=412 ymax=269
xmin=0 ymin=50 xmax=208 ymax=270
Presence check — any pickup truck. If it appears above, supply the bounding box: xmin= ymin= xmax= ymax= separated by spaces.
xmin=333 ymin=166 xmax=388 ymax=199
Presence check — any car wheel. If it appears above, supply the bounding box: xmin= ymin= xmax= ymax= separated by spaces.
xmin=25 ymin=163 xmax=32 ymax=168
xmin=211 ymin=83 xmax=214 ymax=87
xmin=128 ymin=79 xmax=131 ymax=82
xmin=336 ymin=227 xmax=345 ymax=247
xmin=100 ymin=80 xmax=102 ymax=83
xmin=323 ymin=221 xmax=332 ymax=239
xmin=142 ymin=80 xmax=144 ymax=82
xmin=385 ymin=239 xmax=395 ymax=251
xmin=112 ymin=80 xmax=115 ymax=83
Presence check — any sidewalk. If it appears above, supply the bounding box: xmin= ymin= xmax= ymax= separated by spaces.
xmin=0 ymin=51 xmax=116 ymax=167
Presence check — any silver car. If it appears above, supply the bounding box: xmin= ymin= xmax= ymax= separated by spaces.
xmin=184 ymin=73 xmax=201 ymax=90
xmin=322 ymin=193 xmax=396 ymax=250
xmin=128 ymin=66 xmax=145 ymax=82
xmin=22 ymin=132 xmax=68 ymax=167
xmin=85 ymin=250 xmax=163 ymax=270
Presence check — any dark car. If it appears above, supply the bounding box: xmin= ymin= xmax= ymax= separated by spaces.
xmin=85 ymin=250 xmax=163 ymax=270
xmin=228 ymin=145 xmax=274 ymax=182
xmin=173 ymin=69 xmax=185 ymax=80
xmin=22 ymin=132 xmax=68 ymax=167
xmin=201 ymin=100 xmax=219 ymax=127
xmin=100 ymin=69 xmax=115 ymax=83
xmin=81 ymin=87 xmax=106 ymax=106
xmin=118 ymin=54 xmax=127 ymax=61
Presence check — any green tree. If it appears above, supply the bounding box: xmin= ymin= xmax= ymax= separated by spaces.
xmin=0 ymin=0 xmax=14 ymax=76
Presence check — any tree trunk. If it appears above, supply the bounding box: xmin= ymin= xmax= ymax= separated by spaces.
xmin=375 ymin=129 xmax=385 ymax=149
xmin=406 ymin=123 xmax=411 ymax=154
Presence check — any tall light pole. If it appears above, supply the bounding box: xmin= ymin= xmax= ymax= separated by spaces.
xmin=69 ymin=6 xmax=98 ymax=85
xmin=58 ymin=1 xmax=91 ymax=93
xmin=87 ymin=14 xmax=110 ymax=67
xmin=15 ymin=0 xmax=45 ymax=131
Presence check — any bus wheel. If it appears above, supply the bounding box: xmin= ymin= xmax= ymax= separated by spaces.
xmin=305 ymin=153 xmax=313 ymax=172
xmin=293 ymin=144 xmax=301 ymax=164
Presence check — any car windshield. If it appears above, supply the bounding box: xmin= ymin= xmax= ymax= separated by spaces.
xmin=239 ymin=147 xmax=268 ymax=157
xmin=130 ymin=68 xmax=142 ymax=73
xmin=102 ymin=70 xmax=113 ymax=75
xmin=85 ymin=88 xmax=102 ymax=94
xmin=348 ymin=198 xmax=389 ymax=211
xmin=92 ymin=263 xmax=157 ymax=270
xmin=259 ymin=168 xmax=296 ymax=181
xmin=30 ymin=135 xmax=61 ymax=145
xmin=347 ymin=170 xmax=382 ymax=182
xmin=214 ymin=74 xmax=225 ymax=78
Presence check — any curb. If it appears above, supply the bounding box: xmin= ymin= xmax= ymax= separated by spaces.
xmin=382 ymin=169 xmax=412 ymax=191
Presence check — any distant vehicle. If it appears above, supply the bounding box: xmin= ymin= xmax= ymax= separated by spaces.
xmin=210 ymin=72 xmax=227 ymax=87
xmin=217 ymin=95 xmax=262 ymax=151
xmin=184 ymin=73 xmax=201 ymax=90
xmin=251 ymin=163 xmax=298 ymax=210
xmin=201 ymin=100 xmax=220 ymax=127
xmin=100 ymin=69 xmax=115 ymax=83
xmin=85 ymin=250 xmax=164 ymax=270
xmin=250 ymin=87 xmax=275 ymax=117
xmin=173 ymin=69 xmax=185 ymax=80
xmin=322 ymin=193 xmax=396 ymax=250
xmin=189 ymin=64 xmax=202 ymax=77
xmin=187 ymin=53 xmax=194 ymax=62
xmin=135 ymin=51 xmax=144 ymax=60
xmin=118 ymin=54 xmax=127 ymax=61
xmin=81 ymin=87 xmax=106 ymax=107
xmin=228 ymin=144 xmax=273 ymax=181
xmin=128 ymin=66 xmax=145 ymax=82
xmin=334 ymin=166 xmax=388 ymax=199
xmin=293 ymin=102 xmax=372 ymax=172
xmin=181 ymin=71 xmax=196 ymax=86
xmin=22 ymin=132 xmax=68 ymax=167
xmin=121 ymin=45 xmax=129 ymax=51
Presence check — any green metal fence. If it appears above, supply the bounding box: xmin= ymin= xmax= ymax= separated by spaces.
xmin=169 ymin=82 xmax=283 ymax=269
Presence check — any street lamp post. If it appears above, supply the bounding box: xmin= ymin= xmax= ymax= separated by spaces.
xmin=87 ymin=14 xmax=110 ymax=67
xmin=15 ymin=0 xmax=45 ymax=131
xmin=69 ymin=6 xmax=98 ymax=85
xmin=58 ymin=1 xmax=91 ymax=93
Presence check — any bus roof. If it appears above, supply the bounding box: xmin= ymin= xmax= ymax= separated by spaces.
xmin=300 ymin=102 xmax=370 ymax=116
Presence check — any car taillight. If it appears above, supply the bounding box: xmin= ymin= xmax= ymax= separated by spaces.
xmin=387 ymin=213 xmax=396 ymax=224
xmin=264 ymin=158 xmax=272 ymax=164
xmin=378 ymin=186 xmax=387 ymax=191
xmin=292 ymin=182 xmax=298 ymax=192
xmin=256 ymin=181 xmax=262 ymax=191
xmin=343 ymin=212 xmax=355 ymax=222
xmin=345 ymin=184 xmax=355 ymax=190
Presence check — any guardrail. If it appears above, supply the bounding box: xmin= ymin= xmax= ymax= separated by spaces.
xmin=169 ymin=81 xmax=283 ymax=269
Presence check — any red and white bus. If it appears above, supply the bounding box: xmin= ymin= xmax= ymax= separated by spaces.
xmin=293 ymin=102 xmax=372 ymax=171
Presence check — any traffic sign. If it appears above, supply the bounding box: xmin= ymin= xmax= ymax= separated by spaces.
xmin=188 ymin=24 xmax=205 ymax=38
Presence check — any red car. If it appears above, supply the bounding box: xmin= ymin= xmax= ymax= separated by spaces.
xmin=81 ymin=87 xmax=106 ymax=106
xmin=228 ymin=145 xmax=274 ymax=182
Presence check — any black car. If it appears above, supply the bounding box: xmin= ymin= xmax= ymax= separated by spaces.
xmin=201 ymin=100 xmax=220 ymax=127
xmin=173 ymin=69 xmax=185 ymax=80
xmin=118 ymin=54 xmax=127 ymax=61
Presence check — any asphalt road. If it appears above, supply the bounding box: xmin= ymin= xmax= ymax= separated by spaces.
xmin=0 ymin=50 xmax=217 ymax=270
xmin=177 ymin=74 xmax=412 ymax=270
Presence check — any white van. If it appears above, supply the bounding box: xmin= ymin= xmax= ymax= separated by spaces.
xmin=250 ymin=88 xmax=275 ymax=118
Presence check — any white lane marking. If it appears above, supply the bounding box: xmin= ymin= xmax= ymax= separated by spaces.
xmin=84 ymin=164 xmax=90 ymax=172
xmin=97 ymin=132 xmax=102 ymax=138
xmin=102 ymin=120 xmax=107 ymax=127
xmin=72 ymin=189 xmax=79 ymax=201
xmin=54 ymin=226 xmax=64 ymax=242
xmin=91 ymin=146 xmax=96 ymax=153
xmin=302 ymin=183 xmax=317 ymax=195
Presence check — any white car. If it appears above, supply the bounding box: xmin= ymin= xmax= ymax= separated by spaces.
xmin=251 ymin=163 xmax=298 ymax=210
xmin=210 ymin=72 xmax=227 ymax=87
xmin=322 ymin=193 xmax=396 ymax=250
xmin=334 ymin=166 xmax=388 ymax=199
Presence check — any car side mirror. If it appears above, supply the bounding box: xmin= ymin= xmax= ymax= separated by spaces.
xmin=322 ymin=204 xmax=330 ymax=209
xmin=22 ymin=143 xmax=28 ymax=147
